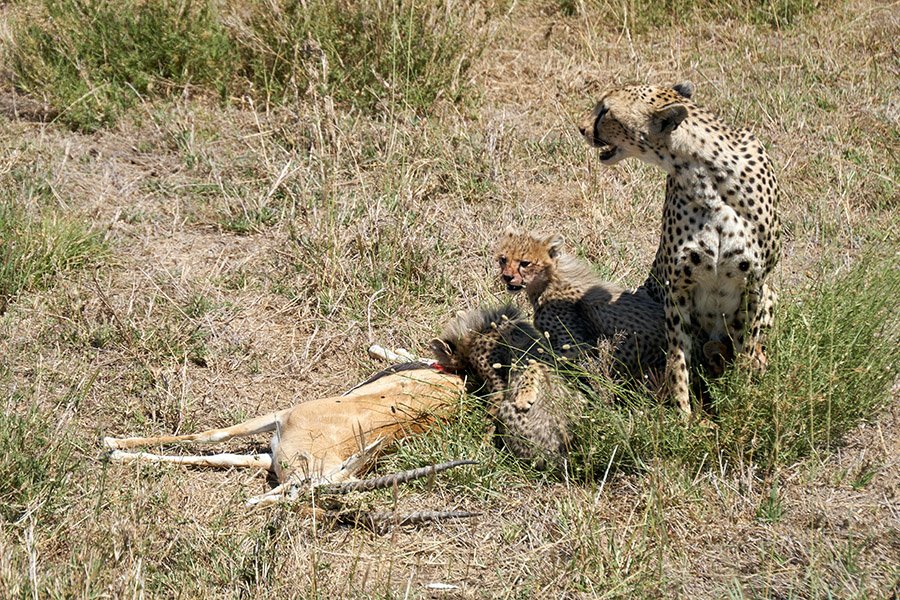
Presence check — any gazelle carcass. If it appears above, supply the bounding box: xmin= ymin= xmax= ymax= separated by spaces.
xmin=104 ymin=357 xmax=474 ymax=512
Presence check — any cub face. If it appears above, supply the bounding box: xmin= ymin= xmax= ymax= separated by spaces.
xmin=577 ymin=82 xmax=693 ymax=165
xmin=494 ymin=228 xmax=563 ymax=293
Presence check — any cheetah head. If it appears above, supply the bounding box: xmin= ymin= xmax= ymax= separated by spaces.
xmin=578 ymin=82 xmax=694 ymax=165
xmin=430 ymin=306 xmax=524 ymax=373
xmin=494 ymin=227 xmax=563 ymax=294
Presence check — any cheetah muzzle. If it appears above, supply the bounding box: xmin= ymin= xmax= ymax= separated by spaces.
xmin=579 ymin=105 xmax=619 ymax=162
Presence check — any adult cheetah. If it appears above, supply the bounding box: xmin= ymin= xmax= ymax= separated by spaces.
xmin=431 ymin=305 xmax=582 ymax=471
xmin=578 ymin=82 xmax=780 ymax=415
xmin=494 ymin=227 xmax=667 ymax=386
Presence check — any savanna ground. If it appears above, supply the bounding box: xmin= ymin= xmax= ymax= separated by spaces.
xmin=0 ymin=0 xmax=898 ymax=597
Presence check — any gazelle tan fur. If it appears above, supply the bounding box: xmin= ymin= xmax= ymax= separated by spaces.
xmin=104 ymin=365 xmax=465 ymax=507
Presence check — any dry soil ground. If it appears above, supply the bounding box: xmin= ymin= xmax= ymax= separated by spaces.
xmin=0 ymin=0 xmax=897 ymax=597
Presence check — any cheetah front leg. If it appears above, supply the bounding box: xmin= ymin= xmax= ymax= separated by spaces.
xmin=664 ymin=290 xmax=694 ymax=417
xmin=735 ymin=282 xmax=775 ymax=373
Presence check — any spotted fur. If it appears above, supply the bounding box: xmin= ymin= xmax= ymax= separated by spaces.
xmin=494 ymin=227 xmax=667 ymax=386
xmin=430 ymin=305 xmax=580 ymax=471
xmin=578 ymin=82 xmax=780 ymax=415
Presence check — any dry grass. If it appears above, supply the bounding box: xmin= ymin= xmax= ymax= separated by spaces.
xmin=0 ymin=0 xmax=897 ymax=597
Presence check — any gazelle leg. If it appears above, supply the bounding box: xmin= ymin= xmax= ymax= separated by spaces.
xmin=246 ymin=439 xmax=386 ymax=507
xmin=103 ymin=410 xmax=289 ymax=450
xmin=246 ymin=482 xmax=294 ymax=507
xmin=368 ymin=344 xmax=434 ymax=365
xmin=320 ymin=437 xmax=385 ymax=483
xmin=108 ymin=449 xmax=273 ymax=471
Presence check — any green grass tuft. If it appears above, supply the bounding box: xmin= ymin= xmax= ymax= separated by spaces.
xmin=0 ymin=397 xmax=78 ymax=523
xmin=552 ymin=0 xmax=826 ymax=31
xmin=236 ymin=0 xmax=481 ymax=112
xmin=6 ymin=0 xmax=481 ymax=130
xmin=0 ymin=203 xmax=106 ymax=310
xmin=710 ymin=253 xmax=899 ymax=469
xmin=755 ymin=481 xmax=783 ymax=522
xmin=569 ymin=251 xmax=899 ymax=477
xmin=8 ymin=0 xmax=234 ymax=131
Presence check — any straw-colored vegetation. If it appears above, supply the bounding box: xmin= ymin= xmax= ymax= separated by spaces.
xmin=0 ymin=0 xmax=896 ymax=597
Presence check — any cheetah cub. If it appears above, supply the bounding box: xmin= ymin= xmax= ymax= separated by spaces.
xmin=494 ymin=227 xmax=667 ymax=386
xmin=431 ymin=305 xmax=583 ymax=472
xmin=579 ymin=82 xmax=780 ymax=415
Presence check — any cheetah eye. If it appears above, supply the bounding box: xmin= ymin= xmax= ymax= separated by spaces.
xmin=519 ymin=260 xmax=531 ymax=268
xmin=498 ymin=256 xmax=507 ymax=266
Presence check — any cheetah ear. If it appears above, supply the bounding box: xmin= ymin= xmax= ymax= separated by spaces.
xmin=545 ymin=234 xmax=564 ymax=258
xmin=672 ymin=81 xmax=693 ymax=99
xmin=650 ymin=103 xmax=688 ymax=136
xmin=429 ymin=337 xmax=455 ymax=363
xmin=502 ymin=225 xmax=521 ymax=237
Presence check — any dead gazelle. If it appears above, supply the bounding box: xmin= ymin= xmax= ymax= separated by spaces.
xmin=104 ymin=363 xmax=476 ymax=511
